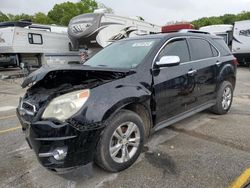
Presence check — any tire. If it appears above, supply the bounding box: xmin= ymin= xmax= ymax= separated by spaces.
xmin=210 ymin=81 xmax=233 ymax=115
xmin=95 ymin=109 xmax=145 ymax=172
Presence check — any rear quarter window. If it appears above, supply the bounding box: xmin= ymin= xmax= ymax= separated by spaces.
xmin=212 ymin=38 xmax=232 ymax=56
xmin=211 ymin=45 xmax=219 ymax=57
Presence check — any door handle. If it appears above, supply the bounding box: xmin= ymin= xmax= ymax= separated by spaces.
xmin=216 ymin=61 xmax=222 ymax=66
xmin=187 ymin=69 xmax=197 ymax=76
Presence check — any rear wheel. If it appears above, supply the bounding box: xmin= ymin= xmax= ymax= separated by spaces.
xmin=210 ymin=81 xmax=233 ymax=115
xmin=95 ymin=110 xmax=145 ymax=172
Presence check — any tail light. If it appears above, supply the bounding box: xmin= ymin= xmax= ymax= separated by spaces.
xmin=233 ymin=57 xmax=239 ymax=66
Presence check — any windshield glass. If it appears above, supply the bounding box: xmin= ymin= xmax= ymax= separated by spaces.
xmin=84 ymin=38 xmax=160 ymax=69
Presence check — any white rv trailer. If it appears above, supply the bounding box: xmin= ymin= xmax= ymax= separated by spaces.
xmin=0 ymin=21 xmax=80 ymax=68
xmin=200 ymin=21 xmax=250 ymax=64
xmin=199 ymin=25 xmax=233 ymax=45
xmin=68 ymin=12 xmax=161 ymax=57
xmin=232 ymin=20 xmax=250 ymax=64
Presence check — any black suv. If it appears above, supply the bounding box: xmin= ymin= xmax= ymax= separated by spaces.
xmin=17 ymin=32 xmax=237 ymax=173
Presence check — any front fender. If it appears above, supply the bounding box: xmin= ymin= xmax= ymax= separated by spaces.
xmin=69 ymin=81 xmax=152 ymax=130
xmin=102 ymin=95 xmax=151 ymax=122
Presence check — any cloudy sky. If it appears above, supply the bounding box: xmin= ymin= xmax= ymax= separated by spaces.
xmin=1 ymin=0 xmax=250 ymax=25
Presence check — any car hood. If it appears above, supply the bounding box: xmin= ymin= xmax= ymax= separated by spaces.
xmin=22 ymin=64 xmax=131 ymax=88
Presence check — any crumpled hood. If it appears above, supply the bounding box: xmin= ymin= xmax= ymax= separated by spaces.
xmin=22 ymin=64 xmax=130 ymax=88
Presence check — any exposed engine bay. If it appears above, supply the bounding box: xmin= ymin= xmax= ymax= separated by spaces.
xmin=20 ymin=64 xmax=131 ymax=122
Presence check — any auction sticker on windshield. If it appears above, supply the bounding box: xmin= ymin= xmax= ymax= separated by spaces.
xmin=132 ymin=41 xmax=154 ymax=47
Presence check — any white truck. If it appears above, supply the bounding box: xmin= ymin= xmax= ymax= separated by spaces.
xmin=0 ymin=21 xmax=80 ymax=68
xmin=200 ymin=20 xmax=250 ymax=65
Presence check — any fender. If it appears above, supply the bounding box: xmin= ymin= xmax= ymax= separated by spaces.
xmin=69 ymin=80 xmax=152 ymax=130
xmin=216 ymin=63 xmax=236 ymax=89
xmin=102 ymin=95 xmax=151 ymax=122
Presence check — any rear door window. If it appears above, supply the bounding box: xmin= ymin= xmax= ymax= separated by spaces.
xmin=188 ymin=38 xmax=214 ymax=61
xmin=158 ymin=38 xmax=190 ymax=63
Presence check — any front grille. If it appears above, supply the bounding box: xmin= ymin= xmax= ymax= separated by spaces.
xmin=21 ymin=101 xmax=37 ymax=115
xmin=22 ymin=102 xmax=33 ymax=111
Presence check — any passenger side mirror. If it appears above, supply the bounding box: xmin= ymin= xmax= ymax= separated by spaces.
xmin=156 ymin=56 xmax=180 ymax=67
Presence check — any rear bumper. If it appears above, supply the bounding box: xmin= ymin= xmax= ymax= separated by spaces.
xmin=16 ymin=110 xmax=103 ymax=172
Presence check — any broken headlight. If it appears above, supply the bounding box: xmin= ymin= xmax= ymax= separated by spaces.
xmin=42 ymin=89 xmax=90 ymax=122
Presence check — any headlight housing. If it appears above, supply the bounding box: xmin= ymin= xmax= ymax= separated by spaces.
xmin=42 ymin=89 xmax=90 ymax=122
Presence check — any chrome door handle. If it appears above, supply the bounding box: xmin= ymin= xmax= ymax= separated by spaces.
xmin=187 ymin=69 xmax=197 ymax=76
xmin=216 ymin=61 xmax=222 ymax=66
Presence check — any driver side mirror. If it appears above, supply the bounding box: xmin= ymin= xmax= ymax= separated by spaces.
xmin=156 ymin=56 xmax=180 ymax=68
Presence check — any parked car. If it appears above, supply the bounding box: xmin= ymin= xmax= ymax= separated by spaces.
xmin=17 ymin=32 xmax=237 ymax=173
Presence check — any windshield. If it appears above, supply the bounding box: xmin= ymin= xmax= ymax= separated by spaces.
xmin=84 ymin=38 xmax=160 ymax=69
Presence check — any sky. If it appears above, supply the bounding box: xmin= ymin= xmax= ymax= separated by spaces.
xmin=1 ymin=0 xmax=250 ymax=25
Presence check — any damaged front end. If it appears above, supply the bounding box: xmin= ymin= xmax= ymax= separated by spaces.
xmin=16 ymin=64 xmax=130 ymax=172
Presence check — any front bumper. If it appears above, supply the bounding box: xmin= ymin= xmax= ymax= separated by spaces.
xmin=16 ymin=110 xmax=103 ymax=172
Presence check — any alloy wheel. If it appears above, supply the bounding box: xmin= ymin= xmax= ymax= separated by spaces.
xmin=109 ymin=122 xmax=140 ymax=163
xmin=222 ymin=86 xmax=232 ymax=110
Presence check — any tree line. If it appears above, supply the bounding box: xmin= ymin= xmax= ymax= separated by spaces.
xmin=191 ymin=11 xmax=250 ymax=28
xmin=0 ymin=1 xmax=250 ymax=28
xmin=0 ymin=0 xmax=99 ymax=26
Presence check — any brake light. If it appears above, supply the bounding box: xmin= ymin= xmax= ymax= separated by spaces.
xmin=233 ymin=57 xmax=239 ymax=66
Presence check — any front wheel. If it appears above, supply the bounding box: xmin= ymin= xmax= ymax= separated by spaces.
xmin=210 ymin=81 xmax=234 ymax=115
xmin=95 ymin=110 xmax=145 ymax=172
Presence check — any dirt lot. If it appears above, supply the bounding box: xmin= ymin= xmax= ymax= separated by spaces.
xmin=0 ymin=67 xmax=249 ymax=188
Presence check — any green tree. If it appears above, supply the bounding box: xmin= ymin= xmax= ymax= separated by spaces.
xmin=48 ymin=0 xmax=97 ymax=26
xmin=0 ymin=11 xmax=9 ymax=22
xmin=220 ymin=14 xmax=237 ymax=24
xmin=79 ymin=0 xmax=98 ymax=13
xmin=237 ymin=11 xmax=250 ymax=21
xmin=7 ymin=13 xmax=33 ymax=22
xmin=33 ymin=12 xmax=52 ymax=24
xmin=192 ymin=11 xmax=250 ymax=29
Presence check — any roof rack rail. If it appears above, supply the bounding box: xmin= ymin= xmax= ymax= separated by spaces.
xmin=178 ymin=29 xmax=210 ymax=34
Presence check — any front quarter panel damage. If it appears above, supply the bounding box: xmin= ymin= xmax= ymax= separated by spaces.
xmin=21 ymin=65 xmax=152 ymax=132
xmin=68 ymin=74 xmax=152 ymax=131
xmin=18 ymin=65 xmax=153 ymax=170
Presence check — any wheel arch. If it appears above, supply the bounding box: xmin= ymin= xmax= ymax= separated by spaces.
xmin=217 ymin=63 xmax=236 ymax=90
xmin=122 ymin=102 xmax=152 ymax=138
xmin=102 ymin=98 xmax=153 ymax=138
